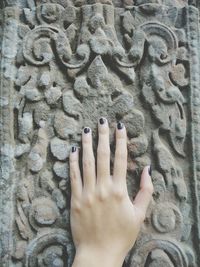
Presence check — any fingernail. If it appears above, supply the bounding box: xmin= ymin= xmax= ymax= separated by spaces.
xmin=72 ymin=146 xmax=76 ymax=153
xmin=117 ymin=122 xmax=124 ymax=130
xmin=99 ymin=117 xmax=106 ymax=125
xmin=84 ymin=127 xmax=90 ymax=134
xmin=148 ymin=165 xmax=152 ymax=176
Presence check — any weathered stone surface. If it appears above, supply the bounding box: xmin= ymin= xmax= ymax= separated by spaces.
xmin=50 ymin=137 xmax=69 ymax=160
xmin=53 ymin=161 xmax=69 ymax=179
xmin=0 ymin=1 xmax=200 ymax=267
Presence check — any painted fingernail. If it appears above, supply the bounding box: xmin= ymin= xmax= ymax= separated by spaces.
xmin=148 ymin=165 xmax=152 ymax=176
xmin=117 ymin=122 xmax=124 ymax=130
xmin=99 ymin=117 xmax=106 ymax=125
xmin=72 ymin=146 xmax=76 ymax=153
xmin=84 ymin=127 xmax=90 ymax=134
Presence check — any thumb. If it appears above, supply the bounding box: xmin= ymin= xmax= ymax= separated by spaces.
xmin=133 ymin=166 xmax=154 ymax=221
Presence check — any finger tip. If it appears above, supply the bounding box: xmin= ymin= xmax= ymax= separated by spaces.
xmin=70 ymin=146 xmax=79 ymax=159
xmin=115 ymin=122 xmax=127 ymax=138
xmin=71 ymin=146 xmax=77 ymax=153
xmin=83 ymin=127 xmax=91 ymax=134
xmin=141 ymin=166 xmax=153 ymax=187
xmin=142 ymin=165 xmax=151 ymax=176
xmin=116 ymin=121 xmax=124 ymax=130
xmin=98 ymin=118 xmax=109 ymax=134
xmin=99 ymin=117 xmax=107 ymax=125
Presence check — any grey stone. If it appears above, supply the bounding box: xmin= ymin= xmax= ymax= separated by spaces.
xmin=28 ymin=150 xmax=44 ymax=172
xmin=52 ymin=188 xmax=66 ymax=210
xmin=1 ymin=1 xmax=200 ymax=266
xmin=18 ymin=112 xmax=33 ymax=142
xmin=0 ymin=96 xmax=9 ymax=107
xmin=62 ymin=90 xmax=83 ymax=117
xmin=50 ymin=137 xmax=69 ymax=160
xmin=25 ymin=87 xmax=43 ymax=101
xmin=15 ymin=143 xmax=30 ymax=157
xmin=54 ymin=110 xmax=80 ymax=139
xmin=44 ymin=86 xmax=62 ymax=105
xmin=53 ymin=161 xmax=68 ymax=179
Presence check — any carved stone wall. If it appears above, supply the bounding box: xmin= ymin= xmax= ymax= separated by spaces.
xmin=0 ymin=0 xmax=200 ymax=266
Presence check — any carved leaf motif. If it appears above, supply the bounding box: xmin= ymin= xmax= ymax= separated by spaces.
xmin=16 ymin=216 xmax=30 ymax=240
xmin=141 ymin=61 xmax=186 ymax=156
xmin=129 ymin=30 xmax=146 ymax=64
xmin=168 ymin=103 xmax=186 ymax=157
xmin=142 ymin=82 xmax=186 ymax=156
xmin=87 ymin=56 xmax=108 ymax=88
xmin=27 ymin=0 xmax=36 ymax=9
xmin=63 ymin=90 xmax=83 ymax=119
xmin=28 ymin=126 xmax=49 ymax=172
xmin=66 ymin=24 xmax=77 ymax=45
xmin=153 ymin=130 xmax=176 ymax=184
xmin=153 ymin=130 xmax=187 ymax=201
xmin=39 ymin=170 xmax=56 ymax=193
xmin=122 ymin=11 xmax=135 ymax=34
xmin=170 ymin=63 xmax=189 ymax=87
xmin=23 ymin=8 xmax=36 ymax=28
xmin=112 ymin=29 xmax=146 ymax=83
xmin=15 ymin=65 xmax=32 ymax=87
xmin=36 ymin=4 xmax=65 ymax=25
xmin=16 ymin=202 xmax=33 ymax=240
xmin=12 ymin=240 xmax=27 ymax=260
xmin=173 ymin=167 xmax=187 ymax=201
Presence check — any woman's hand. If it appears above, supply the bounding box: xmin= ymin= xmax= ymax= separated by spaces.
xmin=70 ymin=118 xmax=153 ymax=267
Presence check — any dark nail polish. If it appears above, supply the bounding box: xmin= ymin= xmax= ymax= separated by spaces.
xmin=72 ymin=146 xmax=76 ymax=153
xmin=84 ymin=127 xmax=90 ymax=134
xmin=117 ymin=122 xmax=124 ymax=130
xmin=99 ymin=117 xmax=105 ymax=125
xmin=148 ymin=165 xmax=152 ymax=176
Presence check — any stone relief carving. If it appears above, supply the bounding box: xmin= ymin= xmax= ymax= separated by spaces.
xmin=0 ymin=0 xmax=200 ymax=266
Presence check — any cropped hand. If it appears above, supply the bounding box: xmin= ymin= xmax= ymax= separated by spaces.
xmin=70 ymin=118 xmax=153 ymax=267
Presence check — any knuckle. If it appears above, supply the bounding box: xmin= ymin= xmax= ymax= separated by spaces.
xmin=96 ymin=187 xmax=108 ymax=202
xmin=70 ymin=157 xmax=77 ymax=165
xmin=83 ymin=194 xmax=94 ymax=208
xmin=70 ymin=168 xmax=76 ymax=180
xmin=71 ymin=201 xmax=81 ymax=213
xmin=83 ymin=158 xmax=94 ymax=169
xmin=115 ymin=148 xmax=127 ymax=159
xmin=116 ymin=138 xmax=126 ymax=146
xmin=112 ymin=187 xmax=125 ymax=201
xmin=97 ymin=148 xmax=110 ymax=158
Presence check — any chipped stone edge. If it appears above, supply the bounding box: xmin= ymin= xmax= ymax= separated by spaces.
xmin=0 ymin=6 xmax=19 ymax=267
xmin=187 ymin=4 xmax=200 ymax=263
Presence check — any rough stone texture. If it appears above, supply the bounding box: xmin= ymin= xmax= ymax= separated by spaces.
xmin=0 ymin=0 xmax=200 ymax=266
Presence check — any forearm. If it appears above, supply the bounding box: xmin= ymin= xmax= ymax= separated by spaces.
xmin=72 ymin=248 xmax=125 ymax=267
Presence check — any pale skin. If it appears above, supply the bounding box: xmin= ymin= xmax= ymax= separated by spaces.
xmin=69 ymin=118 xmax=154 ymax=267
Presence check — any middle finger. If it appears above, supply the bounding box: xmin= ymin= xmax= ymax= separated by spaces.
xmin=82 ymin=127 xmax=96 ymax=192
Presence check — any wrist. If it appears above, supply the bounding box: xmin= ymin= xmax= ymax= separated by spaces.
xmin=72 ymin=246 xmax=126 ymax=267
